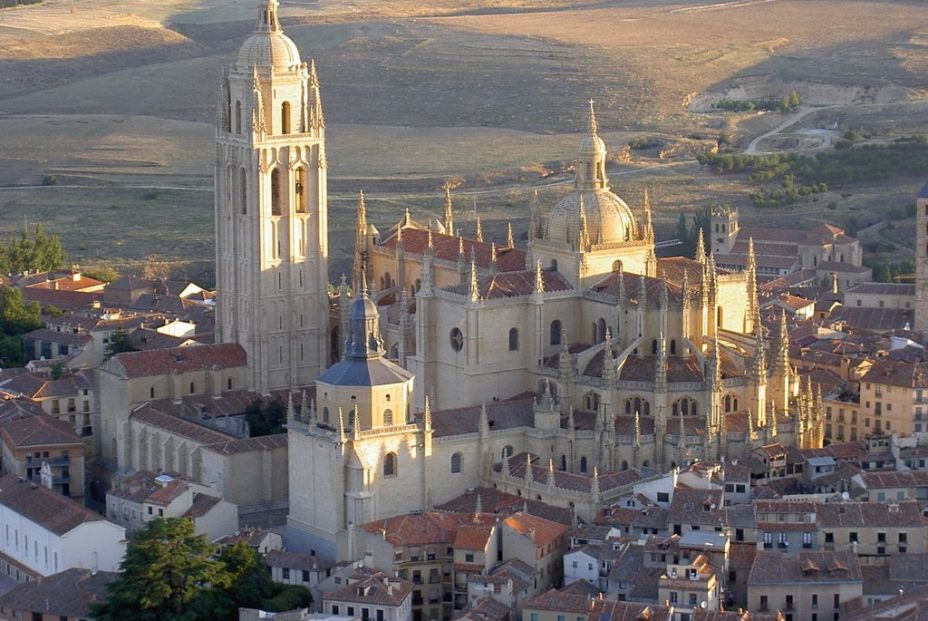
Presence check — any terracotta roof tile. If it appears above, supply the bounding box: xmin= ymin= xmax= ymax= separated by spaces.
xmin=0 ymin=474 xmax=104 ymax=535
xmin=381 ymin=228 xmax=526 ymax=273
xmin=109 ymin=343 xmax=246 ymax=379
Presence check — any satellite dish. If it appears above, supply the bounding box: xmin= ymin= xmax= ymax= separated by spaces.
xmin=701 ymin=601 xmax=708 ymax=609
xmin=841 ymin=491 xmax=850 ymax=500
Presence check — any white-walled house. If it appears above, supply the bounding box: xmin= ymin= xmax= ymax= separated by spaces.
xmin=563 ymin=545 xmax=600 ymax=587
xmin=0 ymin=474 xmax=126 ymax=582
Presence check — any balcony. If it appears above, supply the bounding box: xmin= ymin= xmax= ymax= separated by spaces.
xmin=26 ymin=456 xmax=70 ymax=467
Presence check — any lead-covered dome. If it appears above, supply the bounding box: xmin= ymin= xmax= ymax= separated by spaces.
xmin=237 ymin=0 xmax=301 ymax=70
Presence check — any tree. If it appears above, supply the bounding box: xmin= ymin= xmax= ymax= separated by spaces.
xmin=0 ymin=287 xmax=41 ymax=335
xmin=4 ymin=223 xmax=67 ymax=275
xmin=245 ymin=397 xmax=287 ymax=436
xmin=105 ymin=329 xmax=138 ymax=359
xmin=91 ymin=518 xmax=231 ymax=621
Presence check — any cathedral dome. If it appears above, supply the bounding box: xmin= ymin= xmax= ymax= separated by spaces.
xmin=237 ymin=31 xmax=301 ymax=69
xmin=546 ymin=190 xmax=638 ymax=246
xmin=237 ymin=0 xmax=301 ymax=70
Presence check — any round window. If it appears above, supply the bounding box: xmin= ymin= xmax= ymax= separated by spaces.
xmin=450 ymin=328 xmax=464 ymax=351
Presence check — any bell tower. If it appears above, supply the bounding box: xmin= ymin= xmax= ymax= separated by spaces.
xmin=215 ymin=0 xmax=329 ymax=393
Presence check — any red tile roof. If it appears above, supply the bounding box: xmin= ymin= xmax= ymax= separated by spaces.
xmin=502 ymin=511 xmax=567 ymax=547
xmin=380 ymin=227 xmax=527 ymax=273
xmin=110 ymin=343 xmax=246 ymax=379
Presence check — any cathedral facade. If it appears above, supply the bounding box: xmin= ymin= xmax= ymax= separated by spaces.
xmin=217 ymin=3 xmax=824 ymax=559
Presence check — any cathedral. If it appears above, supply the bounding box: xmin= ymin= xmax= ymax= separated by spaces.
xmin=217 ymin=1 xmax=824 ymax=559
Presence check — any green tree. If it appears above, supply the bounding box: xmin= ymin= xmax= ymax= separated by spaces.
xmin=0 ymin=286 xmax=41 ymax=335
xmin=91 ymin=518 xmax=231 ymax=621
xmin=104 ymin=329 xmax=138 ymax=359
xmin=245 ymin=398 xmax=287 ymax=436
xmin=4 ymin=223 xmax=67 ymax=276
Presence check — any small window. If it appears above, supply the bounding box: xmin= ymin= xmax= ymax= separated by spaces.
xmin=383 ymin=452 xmax=397 ymax=478
xmin=451 ymin=452 xmax=462 ymax=474
xmin=550 ymin=320 xmax=562 ymax=346
xmin=383 ymin=409 xmax=393 ymax=426
xmin=508 ymin=328 xmax=519 ymax=351
xmin=281 ymin=101 xmax=291 ymax=134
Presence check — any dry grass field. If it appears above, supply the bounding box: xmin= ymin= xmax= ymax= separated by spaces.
xmin=0 ymin=0 xmax=926 ymax=275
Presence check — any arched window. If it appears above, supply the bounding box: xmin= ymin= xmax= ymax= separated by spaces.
xmin=239 ymin=168 xmax=248 ymax=215
xmin=670 ymin=339 xmax=677 ymax=355
xmin=189 ymin=382 xmax=195 ymax=394
xmin=733 ymin=398 xmax=739 ymax=411
xmin=717 ymin=307 xmax=723 ymax=328
xmin=591 ymin=322 xmax=598 ymax=343
xmin=235 ymin=100 xmax=242 ymax=135
xmin=612 ymin=260 xmax=623 ymax=272
xmin=451 ymin=452 xmax=462 ymax=474
xmin=621 ymin=460 xmax=629 ymax=471
xmin=598 ymin=318 xmax=606 ymax=343
xmin=641 ymin=460 xmax=650 ymax=469
xmin=383 ymin=453 xmax=397 ymax=478
xmin=560 ymin=455 xmax=567 ymax=470
xmin=550 ymin=320 xmax=562 ymax=346
xmin=271 ymin=169 xmax=282 ymax=216
xmin=383 ymin=409 xmax=393 ymax=426
xmin=682 ymin=399 xmax=690 ymax=416
xmin=550 ymin=259 xmax=558 ymax=271
xmin=509 ymin=328 xmax=519 ymax=352
xmin=295 ymin=166 xmax=307 ymax=213
xmin=584 ymin=392 xmax=599 ymax=411
xmin=281 ymin=102 xmax=291 ymax=134
xmin=625 ymin=401 xmax=631 ymax=415
xmin=724 ymin=395 xmax=732 ymax=413
xmin=322 ymin=407 xmax=330 ymax=424
xmin=652 ymin=339 xmax=658 ymax=354
xmin=580 ymin=456 xmax=588 ymax=474
xmin=502 ymin=445 xmax=514 ymax=459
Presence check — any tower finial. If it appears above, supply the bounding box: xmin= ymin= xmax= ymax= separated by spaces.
xmin=695 ymin=227 xmax=706 ymax=264
xmin=588 ymin=98 xmax=598 ymax=136
xmin=506 ymin=222 xmax=515 ymax=248
xmin=424 ymin=395 xmax=432 ymax=432
xmin=256 ymin=0 xmax=281 ymax=33
xmin=475 ymin=214 xmax=483 ymax=243
xmin=470 ymin=253 xmax=480 ymax=302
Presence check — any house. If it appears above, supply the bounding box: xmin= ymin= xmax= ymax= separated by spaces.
xmin=500 ymin=513 xmax=569 ymax=594
xmin=105 ymin=470 xmax=237 ymax=540
xmin=0 ymin=370 xmax=95 ymax=437
xmin=0 ymin=567 xmax=116 ymax=621
xmin=0 ymin=474 xmax=125 ymax=582
xmin=816 ymin=501 xmax=925 ymax=558
xmin=0 ymin=414 xmax=85 ymax=498
xmin=322 ymin=571 xmax=414 ymax=621
xmin=747 ymin=551 xmax=862 ymax=620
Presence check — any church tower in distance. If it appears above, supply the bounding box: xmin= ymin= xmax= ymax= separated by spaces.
xmin=215 ymin=0 xmax=329 ymax=393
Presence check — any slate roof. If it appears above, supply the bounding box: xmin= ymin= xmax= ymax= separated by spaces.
xmin=316 ymin=355 xmax=413 ymax=387
xmin=130 ymin=404 xmax=233 ymax=445
xmin=183 ymin=493 xmax=221 ymax=519
xmin=0 ymin=568 xmax=116 ymax=618
xmin=846 ymin=282 xmax=915 ymax=296
xmin=266 ymin=549 xmax=337 ymax=572
xmin=425 ymin=394 xmax=534 ymax=438
xmin=861 ymin=359 xmax=928 ymax=388
xmin=21 ymin=327 xmax=91 ymax=348
xmin=0 ymin=475 xmax=104 ymax=535
xmin=748 ymin=550 xmax=861 ymax=585
xmin=816 ymin=501 xmax=923 ymax=528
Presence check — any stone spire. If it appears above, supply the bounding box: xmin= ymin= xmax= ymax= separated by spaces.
xmin=490 ymin=242 xmax=498 ymax=275
xmin=568 ymin=405 xmax=576 ymax=435
xmin=524 ymin=453 xmax=533 ymax=485
xmin=256 ymin=0 xmax=282 ymax=34
xmin=479 ymin=401 xmax=490 ymax=437
xmin=638 ymin=274 xmax=648 ymax=309
xmin=286 ymin=391 xmax=295 ymax=422
xmin=769 ymin=401 xmax=778 ymax=437
xmin=352 ymin=189 xmax=368 ymax=292
xmin=747 ymin=407 xmax=756 ymax=442
xmin=591 ymin=466 xmax=601 ymax=503
xmin=745 ymin=237 xmax=758 ymax=331
xmin=695 ymin=227 xmax=707 ymax=264
xmin=578 ymin=195 xmax=591 ymax=249
xmin=529 ymin=189 xmax=539 ymax=243
xmin=507 ymin=222 xmax=515 ymax=248
xmin=336 ymin=407 xmax=346 ymax=443
xmin=547 ymin=458 xmax=556 ymax=491
xmin=423 ymin=395 xmax=432 ymax=433
xmin=251 ymin=66 xmax=267 ymax=135
xmin=299 ymin=388 xmax=308 ymax=421
xmin=443 ymin=184 xmax=455 ymax=236
xmin=773 ymin=310 xmax=791 ymax=376
xmin=474 ymin=492 xmax=483 ymax=518
xmin=502 ymin=450 xmax=511 ymax=477
xmin=469 ymin=252 xmax=480 ymax=302
xmin=589 ymin=98 xmax=599 ymax=135
xmin=634 ymin=409 xmax=641 ymax=448
xmin=602 ymin=328 xmax=616 ymax=386
xmin=643 ymin=188 xmax=655 ymax=244
xmin=308 ymin=59 xmax=325 ymax=130
xmin=534 ymin=260 xmax=545 ymax=294
xmin=475 ymin=215 xmax=484 ymax=243
xmin=751 ymin=321 xmax=767 ymax=380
